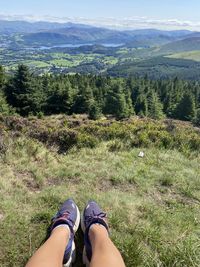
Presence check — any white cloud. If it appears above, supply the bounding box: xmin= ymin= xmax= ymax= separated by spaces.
xmin=1 ymin=13 xmax=200 ymax=31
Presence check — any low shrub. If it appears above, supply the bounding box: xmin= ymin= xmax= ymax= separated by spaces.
xmin=108 ymin=139 xmax=125 ymax=152
xmin=77 ymin=133 xmax=99 ymax=149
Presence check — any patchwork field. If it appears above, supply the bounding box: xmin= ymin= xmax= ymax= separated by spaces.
xmin=0 ymin=47 xmax=120 ymax=74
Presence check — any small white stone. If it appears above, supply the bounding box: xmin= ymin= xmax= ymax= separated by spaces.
xmin=138 ymin=151 xmax=145 ymax=158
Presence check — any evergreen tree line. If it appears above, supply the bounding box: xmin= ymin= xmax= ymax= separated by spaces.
xmin=1 ymin=64 xmax=200 ymax=125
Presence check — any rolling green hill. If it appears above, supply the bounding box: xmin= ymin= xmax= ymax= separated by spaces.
xmin=157 ymin=37 xmax=200 ymax=54
xmin=108 ymin=56 xmax=200 ymax=79
xmin=120 ymin=37 xmax=200 ymax=61
xmin=108 ymin=37 xmax=200 ymax=79
xmin=0 ymin=115 xmax=200 ymax=267
xmin=167 ymin=50 xmax=200 ymax=62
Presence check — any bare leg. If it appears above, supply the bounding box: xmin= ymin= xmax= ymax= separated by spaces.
xmin=89 ymin=224 xmax=126 ymax=267
xmin=26 ymin=226 xmax=69 ymax=267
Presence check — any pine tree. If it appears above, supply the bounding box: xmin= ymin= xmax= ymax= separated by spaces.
xmin=0 ymin=92 xmax=14 ymax=115
xmin=194 ymin=108 xmax=200 ymax=126
xmin=46 ymin=83 xmax=64 ymax=114
xmin=148 ymin=91 xmax=164 ymax=120
xmin=5 ymin=65 xmax=35 ymax=116
xmin=64 ymin=80 xmax=74 ymax=114
xmin=0 ymin=66 xmax=5 ymax=91
xmin=46 ymin=80 xmax=74 ymax=114
xmin=88 ymin=99 xmax=101 ymax=120
xmin=125 ymin=87 xmax=134 ymax=116
xmin=135 ymin=95 xmax=148 ymax=116
xmin=105 ymin=82 xmax=130 ymax=119
xmin=175 ymin=93 xmax=196 ymax=121
xmin=72 ymin=83 xmax=93 ymax=114
xmin=165 ymin=79 xmax=184 ymax=117
xmin=0 ymin=66 xmax=14 ymax=115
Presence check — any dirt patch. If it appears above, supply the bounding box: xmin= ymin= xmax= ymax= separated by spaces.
xmin=46 ymin=176 xmax=81 ymax=187
xmin=24 ymin=178 xmax=41 ymax=191
xmin=96 ymin=179 xmax=113 ymax=192
xmin=95 ymin=178 xmax=137 ymax=193
xmin=13 ymin=170 xmax=41 ymax=192
xmin=150 ymin=187 xmax=200 ymax=206
xmin=0 ymin=213 xmax=4 ymax=221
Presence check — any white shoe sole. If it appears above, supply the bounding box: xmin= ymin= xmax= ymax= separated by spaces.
xmin=63 ymin=204 xmax=80 ymax=267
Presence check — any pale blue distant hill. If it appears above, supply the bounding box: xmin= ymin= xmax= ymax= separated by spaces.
xmin=0 ymin=19 xmax=193 ymax=47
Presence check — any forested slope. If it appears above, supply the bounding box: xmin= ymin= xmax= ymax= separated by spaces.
xmin=1 ymin=65 xmax=200 ymax=125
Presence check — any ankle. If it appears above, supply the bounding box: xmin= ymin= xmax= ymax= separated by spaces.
xmin=89 ymin=224 xmax=109 ymax=240
xmin=51 ymin=224 xmax=70 ymax=238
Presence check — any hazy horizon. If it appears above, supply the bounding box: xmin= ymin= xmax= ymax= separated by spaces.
xmin=0 ymin=0 xmax=200 ymax=31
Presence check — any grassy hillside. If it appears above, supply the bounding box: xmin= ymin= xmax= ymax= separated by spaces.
xmin=167 ymin=50 xmax=200 ymax=62
xmin=157 ymin=37 xmax=200 ymax=54
xmin=0 ymin=115 xmax=200 ymax=267
xmin=118 ymin=37 xmax=200 ymax=63
xmin=108 ymin=56 xmax=200 ymax=79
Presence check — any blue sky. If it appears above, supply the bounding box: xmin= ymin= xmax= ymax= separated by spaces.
xmin=0 ymin=0 xmax=200 ymax=30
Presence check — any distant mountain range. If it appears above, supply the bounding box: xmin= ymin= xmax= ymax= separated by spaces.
xmin=0 ymin=19 xmax=193 ymax=48
xmin=0 ymin=20 xmax=92 ymax=34
xmin=2 ymin=19 xmax=200 ymax=80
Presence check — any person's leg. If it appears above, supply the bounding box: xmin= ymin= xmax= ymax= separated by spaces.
xmin=81 ymin=201 xmax=126 ymax=267
xmin=26 ymin=199 xmax=80 ymax=267
xmin=89 ymin=224 xmax=125 ymax=267
xmin=26 ymin=226 xmax=70 ymax=267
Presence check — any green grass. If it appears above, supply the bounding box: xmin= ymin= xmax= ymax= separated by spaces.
xmin=23 ymin=60 xmax=51 ymax=68
xmin=102 ymin=56 xmax=119 ymax=65
xmin=49 ymin=59 xmax=76 ymax=67
xmin=7 ymin=60 xmax=50 ymax=70
xmin=167 ymin=50 xmax=200 ymax=62
xmin=0 ymin=115 xmax=200 ymax=266
xmin=48 ymin=53 xmax=100 ymax=67
xmin=51 ymin=52 xmax=71 ymax=59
